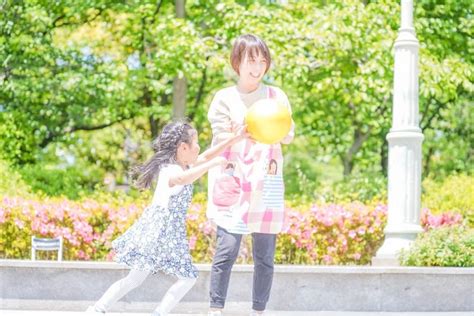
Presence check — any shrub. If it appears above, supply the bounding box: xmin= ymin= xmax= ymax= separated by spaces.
xmin=276 ymin=202 xmax=387 ymax=265
xmin=18 ymin=164 xmax=105 ymax=200
xmin=0 ymin=194 xmax=147 ymax=260
xmin=399 ymin=226 xmax=474 ymax=267
xmin=421 ymin=208 xmax=463 ymax=230
xmin=319 ymin=173 xmax=387 ymax=203
xmin=2 ymin=176 xmax=469 ymax=266
xmin=422 ymin=174 xmax=474 ymax=227
xmin=0 ymin=193 xmax=387 ymax=265
xmin=0 ymin=160 xmax=30 ymax=197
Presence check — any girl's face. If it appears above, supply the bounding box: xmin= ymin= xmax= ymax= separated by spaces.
xmin=238 ymin=51 xmax=268 ymax=86
xmin=177 ymin=131 xmax=200 ymax=166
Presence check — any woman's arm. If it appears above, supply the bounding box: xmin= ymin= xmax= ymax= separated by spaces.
xmin=281 ymin=120 xmax=295 ymax=144
xmin=208 ymin=91 xmax=233 ymax=142
xmin=278 ymin=88 xmax=295 ymax=145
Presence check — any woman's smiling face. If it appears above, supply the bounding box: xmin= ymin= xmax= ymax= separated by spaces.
xmin=238 ymin=50 xmax=268 ymax=85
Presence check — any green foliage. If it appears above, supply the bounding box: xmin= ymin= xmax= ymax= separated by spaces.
xmin=0 ymin=0 xmax=472 ymax=194
xmin=422 ymin=174 xmax=474 ymax=227
xmin=416 ymin=0 xmax=473 ymax=63
xmin=322 ymin=173 xmax=387 ymax=203
xmin=54 ymin=121 xmax=154 ymax=184
xmin=0 ymin=160 xmax=30 ymax=197
xmin=18 ymin=164 xmax=104 ymax=200
xmin=399 ymin=226 xmax=474 ymax=267
xmin=283 ymin=140 xmax=323 ymax=200
xmin=1 ymin=1 xmax=136 ymax=163
xmin=421 ymin=97 xmax=473 ymax=178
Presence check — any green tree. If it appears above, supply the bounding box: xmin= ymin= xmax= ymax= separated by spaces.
xmin=1 ymin=0 xmax=471 ymax=196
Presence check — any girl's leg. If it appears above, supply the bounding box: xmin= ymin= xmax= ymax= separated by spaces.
xmin=153 ymin=276 xmax=197 ymax=315
xmin=251 ymin=232 xmax=277 ymax=312
xmin=93 ymin=269 xmax=150 ymax=312
xmin=209 ymin=226 xmax=242 ymax=310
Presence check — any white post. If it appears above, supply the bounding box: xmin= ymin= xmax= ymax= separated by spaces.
xmin=58 ymin=236 xmax=63 ymax=262
xmin=374 ymin=0 xmax=424 ymax=265
xmin=31 ymin=236 xmax=36 ymax=261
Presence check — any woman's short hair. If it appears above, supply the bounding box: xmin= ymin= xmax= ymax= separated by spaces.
xmin=230 ymin=34 xmax=271 ymax=75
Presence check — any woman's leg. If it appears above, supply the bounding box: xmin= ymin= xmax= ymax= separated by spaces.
xmin=153 ymin=276 xmax=197 ymax=315
xmin=251 ymin=232 xmax=277 ymax=312
xmin=93 ymin=269 xmax=150 ymax=312
xmin=209 ymin=226 xmax=242 ymax=309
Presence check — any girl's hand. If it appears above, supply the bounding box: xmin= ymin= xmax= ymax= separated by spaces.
xmin=213 ymin=156 xmax=228 ymax=168
xmin=231 ymin=122 xmax=250 ymax=142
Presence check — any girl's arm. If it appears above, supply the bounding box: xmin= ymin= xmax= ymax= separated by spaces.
xmin=169 ymin=157 xmax=225 ymax=186
xmin=169 ymin=126 xmax=247 ymax=186
xmin=194 ymin=125 xmax=247 ymax=166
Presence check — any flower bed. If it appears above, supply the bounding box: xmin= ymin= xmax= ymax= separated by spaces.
xmin=0 ymin=193 xmax=466 ymax=265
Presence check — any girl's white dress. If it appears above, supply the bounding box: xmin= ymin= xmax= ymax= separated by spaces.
xmin=112 ymin=164 xmax=198 ymax=278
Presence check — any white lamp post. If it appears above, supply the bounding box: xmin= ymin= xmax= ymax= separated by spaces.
xmin=374 ymin=0 xmax=424 ymax=265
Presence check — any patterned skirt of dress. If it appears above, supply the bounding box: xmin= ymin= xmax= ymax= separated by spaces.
xmin=112 ymin=203 xmax=198 ymax=279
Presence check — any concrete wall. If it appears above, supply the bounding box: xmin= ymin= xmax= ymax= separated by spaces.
xmin=1 ymin=260 xmax=473 ymax=312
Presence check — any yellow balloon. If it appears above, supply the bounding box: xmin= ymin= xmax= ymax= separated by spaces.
xmin=245 ymin=98 xmax=292 ymax=144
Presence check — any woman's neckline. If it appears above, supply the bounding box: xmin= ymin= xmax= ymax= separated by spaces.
xmin=235 ymin=82 xmax=264 ymax=95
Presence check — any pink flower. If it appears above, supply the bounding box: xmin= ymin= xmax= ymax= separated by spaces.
xmin=190 ymin=204 xmax=202 ymax=212
xmin=187 ymin=213 xmax=199 ymax=221
xmin=340 ymin=237 xmax=347 ymax=246
xmin=14 ymin=218 xmax=24 ymax=229
xmin=106 ymin=251 xmax=116 ymax=262
xmin=322 ymin=255 xmax=333 ymax=264
xmin=348 ymin=230 xmax=357 ymax=239
xmin=323 ymin=218 xmax=334 ymax=227
xmin=199 ymin=220 xmax=214 ymax=235
xmin=188 ymin=235 xmax=197 ymax=250
xmin=421 ymin=209 xmax=463 ymax=230
xmin=301 ymin=230 xmax=312 ymax=240
xmin=294 ymin=238 xmax=303 ymax=248
xmin=77 ymin=250 xmax=90 ymax=260
xmin=0 ymin=207 xmax=7 ymax=224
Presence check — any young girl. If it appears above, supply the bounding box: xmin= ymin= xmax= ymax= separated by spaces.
xmin=207 ymin=34 xmax=295 ymax=315
xmin=86 ymin=121 xmax=246 ymax=315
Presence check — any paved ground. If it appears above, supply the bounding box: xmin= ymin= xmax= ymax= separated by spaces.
xmin=1 ymin=311 xmax=473 ymax=316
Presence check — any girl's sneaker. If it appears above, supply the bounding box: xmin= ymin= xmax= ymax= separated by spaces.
xmin=85 ymin=306 xmax=105 ymax=314
xmin=249 ymin=310 xmax=265 ymax=316
xmin=208 ymin=310 xmax=223 ymax=316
